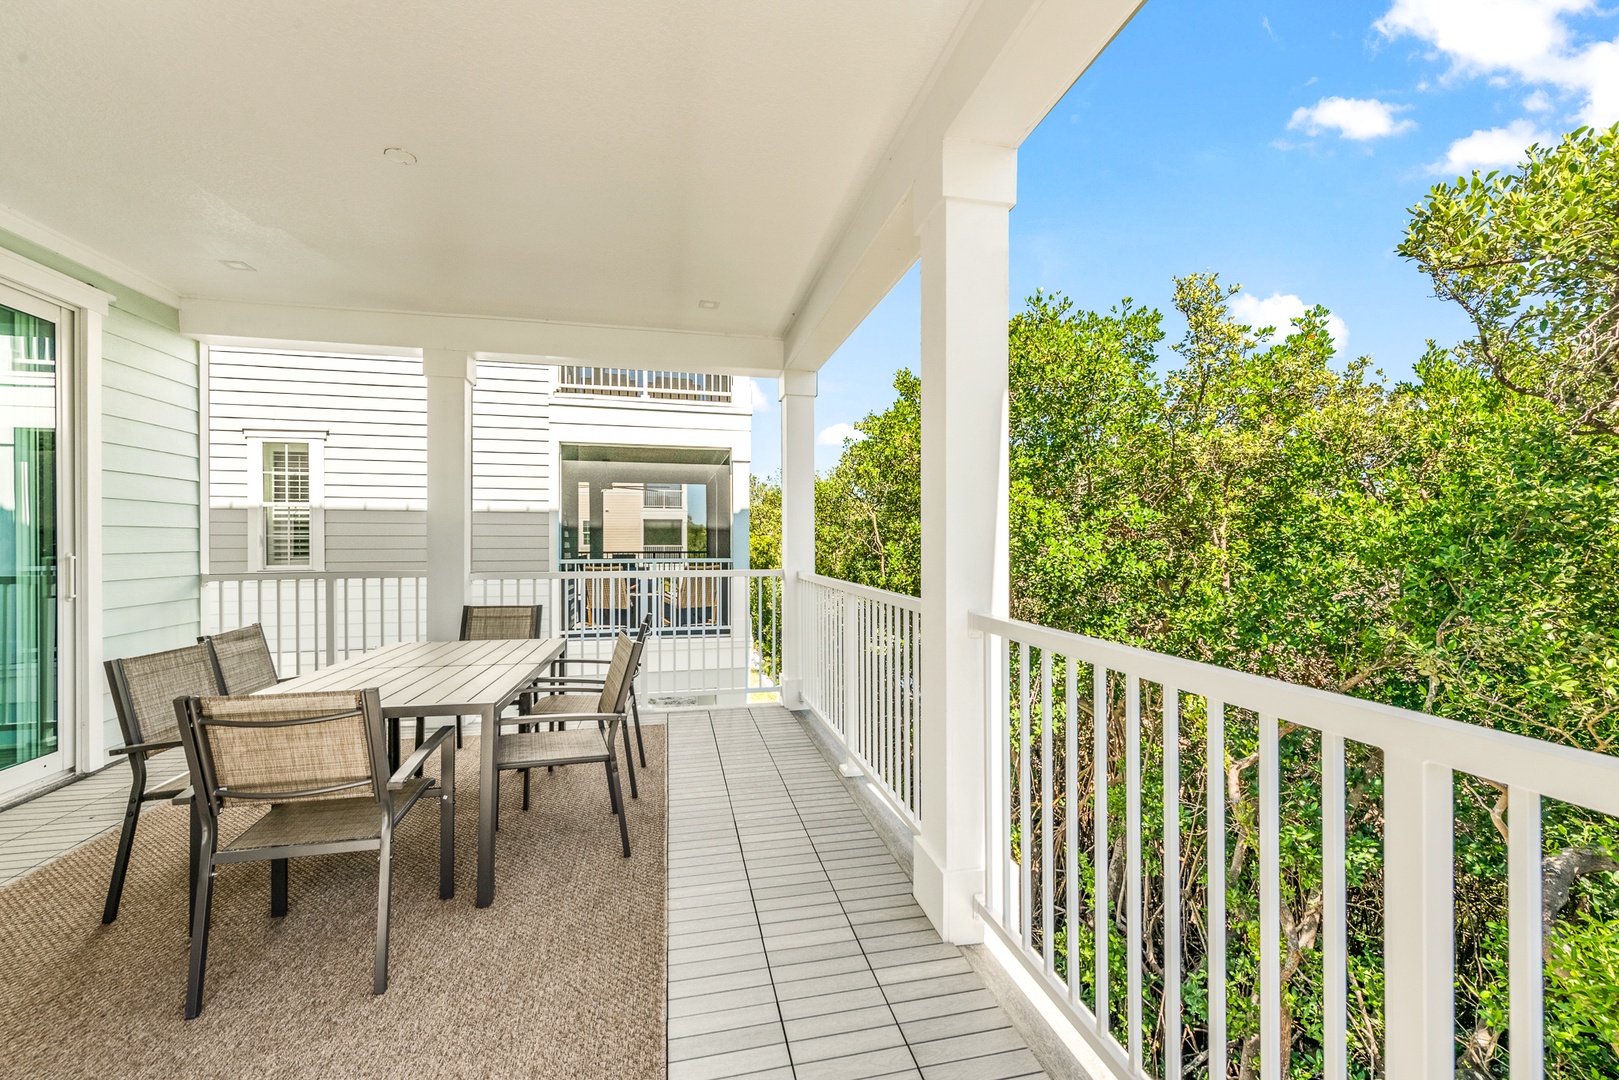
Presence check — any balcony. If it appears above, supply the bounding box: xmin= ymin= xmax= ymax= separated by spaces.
xmin=3 ymin=2 xmax=1614 ymax=1077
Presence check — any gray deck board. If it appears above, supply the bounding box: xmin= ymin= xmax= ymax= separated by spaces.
xmin=665 ymin=706 xmax=1046 ymax=1080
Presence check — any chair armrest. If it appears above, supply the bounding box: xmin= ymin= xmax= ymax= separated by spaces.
xmin=551 ymin=657 xmax=615 ymax=666
xmin=526 ymin=676 xmax=607 ymax=686
xmin=389 ymin=724 xmax=454 ymax=789
xmin=110 ymin=739 xmax=182 ymax=757
xmin=170 ymin=786 xmax=194 ymax=806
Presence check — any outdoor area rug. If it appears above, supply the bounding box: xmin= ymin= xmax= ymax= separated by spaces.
xmin=0 ymin=729 xmax=666 ymax=1079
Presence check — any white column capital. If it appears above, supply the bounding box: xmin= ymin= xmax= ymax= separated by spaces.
xmin=914 ymin=139 xmax=1017 ymax=231
xmin=422 ymin=348 xmax=477 ymax=383
xmin=778 ymin=369 xmax=817 ymax=399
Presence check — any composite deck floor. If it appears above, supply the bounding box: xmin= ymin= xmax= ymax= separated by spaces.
xmin=666 ymin=706 xmax=1046 ymax=1080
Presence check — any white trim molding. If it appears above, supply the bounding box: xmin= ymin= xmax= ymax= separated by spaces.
xmin=0 ymin=203 xmax=175 ymax=309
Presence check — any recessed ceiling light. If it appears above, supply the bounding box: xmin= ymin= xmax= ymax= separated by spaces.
xmin=219 ymin=260 xmax=256 ymax=271
xmin=698 ymin=299 xmax=719 ymax=309
xmin=383 ymin=147 xmax=418 ymax=165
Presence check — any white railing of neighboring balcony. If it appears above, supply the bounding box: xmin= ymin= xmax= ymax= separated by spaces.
xmin=970 ymin=611 xmax=1619 ymax=1080
xmin=554 ymin=366 xmax=733 ymax=404
xmin=471 ymin=569 xmax=781 ymax=697
xmin=203 ymin=569 xmax=782 ymax=699
xmin=798 ymin=573 xmax=920 ymax=828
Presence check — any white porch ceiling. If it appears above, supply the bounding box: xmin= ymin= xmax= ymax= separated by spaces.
xmin=0 ymin=0 xmax=1142 ymax=371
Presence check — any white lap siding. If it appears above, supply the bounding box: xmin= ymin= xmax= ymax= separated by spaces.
xmin=208 ymin=352 xmax=551 ymax=576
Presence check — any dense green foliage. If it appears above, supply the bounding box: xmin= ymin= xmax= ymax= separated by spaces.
xmin=751 ymin=125 xmax=1619 ymax=1075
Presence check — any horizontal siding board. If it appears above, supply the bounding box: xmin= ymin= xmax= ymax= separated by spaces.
xmin=103 ymin=385 xmax=197 ymax=436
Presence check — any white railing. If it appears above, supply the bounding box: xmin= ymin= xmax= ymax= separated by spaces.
xmin=555 ymin=366 xmax=733 ymax=404
xmin=202 ymin=573 xmax=428 ymax=676
xmin=203 ymin=568 xmax=781 ymax=699
xmin=799 ymin=573 xmax=920 ymax=826
xmin=474 ymin=568 xmax=781 ymax=698
xmin=971 ymin=611 xmax=1619 ymax=1080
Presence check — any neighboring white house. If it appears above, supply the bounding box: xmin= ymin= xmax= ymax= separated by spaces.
xmin=204 ymin=349 xmax=752 ymax=578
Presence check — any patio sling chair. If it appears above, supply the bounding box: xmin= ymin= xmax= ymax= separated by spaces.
xmin=101 ymin=643 xmax=222 ymax=924
xmin=498 ymin=631 xmax=643 ymax=857
xmin=175 ymin=688 xmax=454 ymax=1019
xmin=199 ymin=623 xmax=282 ymax=695
xmin=539 ymin=613 xmax=652 ymax=774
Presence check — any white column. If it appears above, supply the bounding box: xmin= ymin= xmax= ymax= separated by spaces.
xmin=778 ymin=369 xmax=816 ymax=706
xmin=914 ymin=138 xmax=1015 ymax=943
xmin=424 ymin=349 xmax=475 ymax=641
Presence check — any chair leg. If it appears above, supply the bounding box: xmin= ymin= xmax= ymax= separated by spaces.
xmin=187 ymin=800 xmax=202 ymax=931
xmin=184 ymin=835 xmax=216 ymax=1020
xmin=607 ymin=757 xmax=631 ymax=858
xmin=604 ymin=761 xmax=619 ymax=814
xmin=102 ymin=758 xmax=146 ymax=924
xmin=522 ymin=768 xmax=531 ymax=811
xmin=374 ymin=835 xmax=393 ymax=996
xmin=621 ymin=717 xmax=639 ymax=800
xmin=270 ymin=858 xmax=288 ymax=917
xmin=439 ymin=737 xmax=456 ymax=901
xmin=631 ymin=689 xmax=647 ymax=769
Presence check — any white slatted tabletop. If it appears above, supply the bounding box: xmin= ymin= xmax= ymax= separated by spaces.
xmin=263 ymin=637 xmax=566 ymax=907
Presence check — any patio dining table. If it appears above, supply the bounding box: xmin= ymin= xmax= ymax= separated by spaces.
xmin=261 ymin=637 xmax=566 ymax=907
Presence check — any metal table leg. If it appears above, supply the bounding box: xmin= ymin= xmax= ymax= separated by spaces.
xmin=476 ymin=705 xmax=497 ymax=907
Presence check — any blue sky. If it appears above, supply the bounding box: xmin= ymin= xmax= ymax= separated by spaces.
xmin=752 ymin=0 xmax=1619 ymax=476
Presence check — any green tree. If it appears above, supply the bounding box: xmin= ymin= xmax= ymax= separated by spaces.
xmin=816 ymin=369 xmax=922 ymax=596
xmin=1400 ymin=123 xmax=1619 ymax=436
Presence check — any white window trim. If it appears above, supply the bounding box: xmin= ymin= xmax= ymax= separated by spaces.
xmin=244 ymin=429 xmax=326 ymax=572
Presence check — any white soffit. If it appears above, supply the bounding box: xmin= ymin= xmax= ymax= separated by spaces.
xmin=0 ymin=0 xmax=973 ymax=340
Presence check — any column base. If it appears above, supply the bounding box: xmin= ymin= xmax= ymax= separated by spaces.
xmin=778 ymin=678 xmax=805 ymax=709
xmin=914 ymin=837 xmax=984 ymax=945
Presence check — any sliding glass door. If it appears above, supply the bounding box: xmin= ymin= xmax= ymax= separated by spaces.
xmin=1 ymin=285 xmax=69 ymax=793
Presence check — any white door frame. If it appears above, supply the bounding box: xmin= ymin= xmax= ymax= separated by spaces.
xmin=0 ymin=247 xmax=111 ymax=797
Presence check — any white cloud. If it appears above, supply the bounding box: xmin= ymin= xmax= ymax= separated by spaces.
xmin=1287 ymin=96 xmax=1416 ymax=140
xmin=1230 ymin=292 xmax=1350 ymax=353
xmin=1427 ymin=118 xmax=1554 ymax=174
xmin=1376 ymin=0 xmax=1619 ymax=125
xmin=817 ymin=423 xmax=865 ymax=448
xmin=1523 ymin=88 xmax=1553 ymax=111
xmin=736 ymin=376 xmax=771 ymax=413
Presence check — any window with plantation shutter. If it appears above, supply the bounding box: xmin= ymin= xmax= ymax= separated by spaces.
xmin=263 ymin=442 xmax=312 ymax=567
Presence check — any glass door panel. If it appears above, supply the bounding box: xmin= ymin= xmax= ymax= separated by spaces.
xmin=1 ymin=298 xmax=60 ymax=783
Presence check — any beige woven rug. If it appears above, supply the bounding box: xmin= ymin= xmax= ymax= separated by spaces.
xmin=0 ymin=730 xmax=666 ymax=1080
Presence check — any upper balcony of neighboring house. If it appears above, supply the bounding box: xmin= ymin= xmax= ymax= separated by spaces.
xmin=554 ymin=366 xmax=745 ymax=411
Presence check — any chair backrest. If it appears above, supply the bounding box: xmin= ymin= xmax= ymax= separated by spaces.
xmin=178 ymin=690 xmax=385 ymax=818
xmin=106 ymin=644 xmax=222 ymax=750
xmin=595 ymin=632 xmax=645 ymax=715
xmin=460 ymin=605 xmax=543 ymax=641
xmin=202 ymin=623 xmax=279 ymax=694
